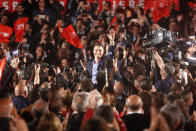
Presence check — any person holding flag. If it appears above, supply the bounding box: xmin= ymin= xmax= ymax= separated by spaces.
xmin=58 ymin=20 xmax=83 ymax=49
xmin=14 ymin=17 xmax=29 ymax=42
xmin=0 ymin=24 xmax=19 ymax=88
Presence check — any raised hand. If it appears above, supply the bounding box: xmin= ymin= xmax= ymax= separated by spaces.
xmin=107 ymin=29 xmax=115 ymax=45
xmin=10 ymin=57 xmax=19 ymax=69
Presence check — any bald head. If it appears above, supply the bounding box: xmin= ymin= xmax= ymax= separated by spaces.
xmin=0 ymin=98 xmax=13 ymax=117
xmin=113 ymin=82 xmax=124 ymax=95
xmin=15 ymin=84 xmax=28 ymax=98
xmin=126 ymin=95 xmax=142 ymax=111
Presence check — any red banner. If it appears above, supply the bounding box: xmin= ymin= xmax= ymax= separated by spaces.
xmin=90 ymin=0 xmax=179 ymax=12
xmin=151 ymin=7 xmax=170 ymax=22
xmin=14 ymin=17 xmax=29 ymax=42
xmin=144 ymin=0 xmax=171 ymax=11
xmin=0 ymin=0 xmax=22 ymax=13
xmin=93 ymin=0 xmax=146 ymax=11
xmin=0 ymin=0 xmax=179 ymax=14
xmin=144 ymin=0 xmax=173 ymax=22
xmin=110 ymin=16 xmax=117 ymax=27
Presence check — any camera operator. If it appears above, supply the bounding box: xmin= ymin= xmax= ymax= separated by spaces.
xmin=118 ymin=48 xmax=135 ymax=89
xmin=33 ymin=62 xmax=57 ymax=88
xmin=153 ymin=50 xmax=176 ymax=94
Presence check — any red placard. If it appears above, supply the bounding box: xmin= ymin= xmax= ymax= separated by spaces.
xmin=14 ymin=17 xmax=29 ymax=42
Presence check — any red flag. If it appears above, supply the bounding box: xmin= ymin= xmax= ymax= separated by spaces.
xmin=188 ymin=2 xmax=196 ymax=10
xmin=0 ymin=24 xmax=13 ymax=43
xmin=0 ymin=57 xmax=6 ymax=82
xmin=61 ymin=25 xmax=83 ymax=49
xmin=14 ymin=17 xmax=29 ymax=42
xmin=107 ymin=16 xmax=117 ymax=31
xmin=0 ymin=39 xmax=9 ymax=43
xmin=58 ymin=21 xmax=63 ymax=34
xmin=110 ymin=16 xmax=117 ymax=27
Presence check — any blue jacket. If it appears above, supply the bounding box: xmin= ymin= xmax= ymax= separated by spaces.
xmin=155 ymin=78 xmax=175 ymax=94
xmin=12 ymin=96 xmax=29 ymax=114
xmin=86 ymin=59 xmax=106 ymax=78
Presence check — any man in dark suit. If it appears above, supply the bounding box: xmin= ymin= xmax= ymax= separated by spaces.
xmin=122 ymin=95 xmax=149 ymax=131
xmin=85 ymin=44 xmax=105 ymax=84
xmin=0 ymin=89 xmax=14 ymax=131
xmin=12 ymin=84 xmax=29 ymax=114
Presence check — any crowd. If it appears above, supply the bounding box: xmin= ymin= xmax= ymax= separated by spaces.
xmin=0 ymin=0 xmax=196 ymax=131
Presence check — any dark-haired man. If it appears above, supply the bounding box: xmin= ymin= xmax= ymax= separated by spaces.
xmin=85 ymin=44 xmax=105 ymax=84
xmin=95 ymin=105 xmax=116 ymax=131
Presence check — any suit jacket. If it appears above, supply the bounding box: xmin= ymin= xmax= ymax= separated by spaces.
xmin=12 ymin=96 xmax=29 ymax=114
xmin=86 ymin=59 xmax=106 ymax=78
xmin=66 ymin=112 xmax=85 ymax=131
xmin=28 ymin=118 xmax=40 ymax=131
xmin=0 ymin=61 xmax=15 ymax=88
xmin=0 ymin=117 xmax=12 ymax=131
xmin=155 ymin=78 xmax=175 ymax=94
xmin=122 ymin=113 xmax=149 ymax=131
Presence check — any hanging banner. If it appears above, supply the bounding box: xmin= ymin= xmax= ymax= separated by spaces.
xmin=92 ymin=0 xmax=145 ymax=11
xmin=0 ymin=0 xmax=179 ymax=13
xmin=0 ymin=0 xmax=22 ymax=13
xmin=89 ymin=0 xmax=179 ymax=12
